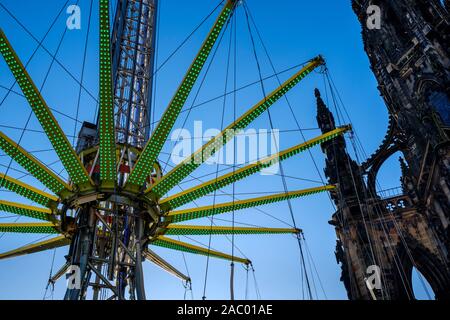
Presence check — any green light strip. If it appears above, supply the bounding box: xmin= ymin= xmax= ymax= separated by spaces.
xmin=0 ymin=30 xmax=92 ymax=187
xmin=167 ymin=185 xmax=335 ymax=223
xmin=151 ymin=236 xmax=250 ymax=264
xmin=0 ymin=200 xmax=54 ymax=221
xmin=159 ymin=126 xmax=350 ymax=211
xmin=164 ymin=226 xmax=299 ymax=236
xmin=150 ymin=57 xmax=324 ymax=198
xmin=99 ymin=0 xmax=116 ymax=184
xmin=126 ymin=1 xmax=235 ymax=189
xmin=0 ymin=132 xmax=70 ymax=195
xmin=0 ymin=223 xmax=58 ymax=234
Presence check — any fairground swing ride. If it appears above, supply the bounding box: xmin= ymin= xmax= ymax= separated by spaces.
xmin=0 ymin=0 xmax=351 ymax=300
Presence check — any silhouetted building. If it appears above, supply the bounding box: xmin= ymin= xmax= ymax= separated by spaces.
xmin=319 ymin=0 xmax=450 ymax=299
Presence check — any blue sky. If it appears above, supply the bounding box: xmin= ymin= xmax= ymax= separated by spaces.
xmin=0 ymin=0 xmax=432 ymax=300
